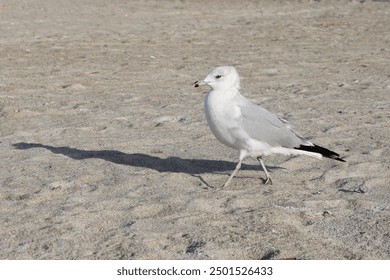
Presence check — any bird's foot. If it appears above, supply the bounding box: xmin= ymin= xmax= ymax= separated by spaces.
xmin=264 ymin=177 xmax=273 ymax=185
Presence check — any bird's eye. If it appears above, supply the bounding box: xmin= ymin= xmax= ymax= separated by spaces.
xmin=215 ymin=75 xmax=222 ymax=79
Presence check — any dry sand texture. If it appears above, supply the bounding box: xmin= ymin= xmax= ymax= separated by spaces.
xmin=1 ymin=0 xmax=390 ymax=259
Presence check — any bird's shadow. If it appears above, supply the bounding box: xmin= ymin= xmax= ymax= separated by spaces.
xmin=12 ymin=142 xmax=283 ymax=179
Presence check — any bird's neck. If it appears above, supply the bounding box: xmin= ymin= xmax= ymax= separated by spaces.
xmin=215 ymin=84 xmax=240 ymax=92
xmin=209 ymin=87 xmax=240 ymax=100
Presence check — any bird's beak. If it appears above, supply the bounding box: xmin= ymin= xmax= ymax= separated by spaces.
xmin=193 ymin=80 xmax=206 ymax=88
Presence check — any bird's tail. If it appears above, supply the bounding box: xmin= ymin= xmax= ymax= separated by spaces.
xmin=294 ymin=144 xmax=346 ymax=162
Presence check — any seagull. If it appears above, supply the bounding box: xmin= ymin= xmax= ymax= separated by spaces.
xmin=194 ymin=66 xmax=345 ymax=187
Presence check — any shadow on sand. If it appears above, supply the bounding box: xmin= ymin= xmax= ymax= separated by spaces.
xmin=12 ymin=142 xmax=271 ymax=175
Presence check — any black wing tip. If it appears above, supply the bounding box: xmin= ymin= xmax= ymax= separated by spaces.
xmin=295 ymin=144 xmax=346 ymax=162
xmin=329 ymin=154 xmax=346 ymax=162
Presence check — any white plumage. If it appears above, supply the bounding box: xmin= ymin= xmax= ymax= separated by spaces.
xmin=194 ymin=66 xmax=344 ymax=187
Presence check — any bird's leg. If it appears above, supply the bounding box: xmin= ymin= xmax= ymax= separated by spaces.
xmin=257 ymin=157 xmax=273 ymax=185
xmin=222 ymin=160 xmax=242 ymax=188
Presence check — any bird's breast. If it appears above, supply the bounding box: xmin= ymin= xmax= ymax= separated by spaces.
xmin=204 ymin=91 xmax=246 ymax=149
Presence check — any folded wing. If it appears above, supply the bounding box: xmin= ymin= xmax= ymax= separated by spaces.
xmin=239 ymin=99 xmax=311 ymax=148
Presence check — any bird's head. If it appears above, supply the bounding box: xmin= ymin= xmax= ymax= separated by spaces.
xmin=193 ymin=66 xmax=240 ymax=91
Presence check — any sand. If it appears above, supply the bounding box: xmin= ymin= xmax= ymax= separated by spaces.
xmin=0 ymin=0 xmax=389 ymax=259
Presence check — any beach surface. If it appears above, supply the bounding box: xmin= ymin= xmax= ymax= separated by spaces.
xmin=1 ymin=0 xmax=389 ymax=259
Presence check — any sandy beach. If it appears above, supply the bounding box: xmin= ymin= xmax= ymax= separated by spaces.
xmin=1 ymin=0 xmax=389 ymax=259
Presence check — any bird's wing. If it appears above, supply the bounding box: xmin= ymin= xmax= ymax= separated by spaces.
xmin=238 ymin=98 xmax=311 ymax=148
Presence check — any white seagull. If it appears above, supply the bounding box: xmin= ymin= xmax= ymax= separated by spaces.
xmin=194 ymin=66 xmax=345 ymax=187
